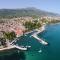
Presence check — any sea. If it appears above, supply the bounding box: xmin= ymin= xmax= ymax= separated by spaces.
xmin=0 ymin=23 xmax=60 ymax=60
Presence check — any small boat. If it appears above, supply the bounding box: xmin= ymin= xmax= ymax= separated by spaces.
xmin=16 ymin=44 xmax=18 ymax=46
xmin=18 ymin=50 xmax=20 ymax=53
xmin=26 ymin=46 xmax=31 ymax=48
xmin=30 ymin=36 xmax=32 ymax=37
xmin=25 ymin=34 xmax=27 ymax=36
xmin=38 ymin=50 xmax=42 ymax=53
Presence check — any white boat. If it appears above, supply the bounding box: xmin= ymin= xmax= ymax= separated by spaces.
xmin=38 ymin=50 xmax=42 ymax=53
xmin=30 ymin=36 xmax=32 ymax=37
xmin=26 ymin=46 xmax=31 ymax=48
xmin=25 ymin=34 xmax=27 ymax=36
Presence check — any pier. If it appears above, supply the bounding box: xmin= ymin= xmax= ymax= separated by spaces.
xmin=12 ymin=45 xmax=27 ymax=50
xmin=10 ymin=38 xmax=18 ymax=44
xmin=0 ymin=45 xmax=27 ymax=51
xmin=32 ymin=25 xmax=48 ymax=45
xmin=32 ymin=34 xmax=48 ymax=45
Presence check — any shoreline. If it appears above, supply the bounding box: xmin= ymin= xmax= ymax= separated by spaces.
xmin=32 ymin=25 xmax=48 ymax=45
xmin=11 ymin=25 xmax=48 ymax=46
xmin=24 ymin=29 xmax=38 ymax=35
xmin=0 ymin=25 xmax=48 ymax=51
xmin=0 ymin=45 xmax=27 ymax=51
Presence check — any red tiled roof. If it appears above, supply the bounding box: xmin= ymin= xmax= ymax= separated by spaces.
xmin=14 ymin=28 xmax=23 ymax=35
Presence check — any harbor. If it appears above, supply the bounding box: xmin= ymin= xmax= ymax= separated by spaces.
xmin=0 ymin=24 xmax=60 ymax=60
xmin=16 ymin=24 xmax=60 ymax=60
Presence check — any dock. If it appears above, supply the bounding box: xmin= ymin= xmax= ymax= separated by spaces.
xmin=0 ymin=45 xmax=27 ymax=51
xmin=32 ymin=34 xmax=48 ymax=45
xmin=32 ymin=25 xmax=48 ymax=45
xmin=13 ymin=45 xmax=27 ymax=50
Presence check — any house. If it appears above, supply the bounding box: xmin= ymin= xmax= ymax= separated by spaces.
xmin=13 ymin=28 xmax=24 ymax=37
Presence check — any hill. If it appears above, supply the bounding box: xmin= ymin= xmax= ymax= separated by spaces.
xmin=0 ymin=7 xmax=59 ymax=18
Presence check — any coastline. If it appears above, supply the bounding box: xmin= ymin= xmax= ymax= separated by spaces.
xmin=11 ymin=25 xmax=48 ymax=46
xmin=0 ymin=23 xmax=59 ymax=52
xmin=0 ymin=25 xmax=48 ymax=51
xmin=24 ymin=29 xmax=37 ymax=35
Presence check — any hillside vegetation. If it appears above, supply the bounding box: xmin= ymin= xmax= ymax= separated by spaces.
xmin=0 ymin=7 xmax=59 ymax=18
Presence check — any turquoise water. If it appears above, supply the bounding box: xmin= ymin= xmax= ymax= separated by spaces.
xmin=0 ymin=23 xmax=60 ymax=60
xmin=0 ymin=48 xmax=26 ymax=60
xmin=16 ymin=24 xmax=60 ymax=60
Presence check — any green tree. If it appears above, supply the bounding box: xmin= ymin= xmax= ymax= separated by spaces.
xmin=24 ymin=21 xmax=41 ymax=31
xmin=4 ymin=31 xmax=16 ymax=41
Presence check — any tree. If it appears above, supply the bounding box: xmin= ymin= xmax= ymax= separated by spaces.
xmin=3 ymin=31 xmax=16 ymax=41
xmin=24 ymin=21 xmax=42 ymax=31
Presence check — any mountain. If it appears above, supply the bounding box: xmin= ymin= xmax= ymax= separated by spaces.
xmin=0 ymin=7 xmax=59 ymax=18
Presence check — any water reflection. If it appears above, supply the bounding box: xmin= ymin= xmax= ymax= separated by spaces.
xmin=0 ymin=49 xmax=26 ymax=60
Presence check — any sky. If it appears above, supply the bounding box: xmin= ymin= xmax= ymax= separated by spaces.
xmin=0 ymin=0 xmax=60 ymax=13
